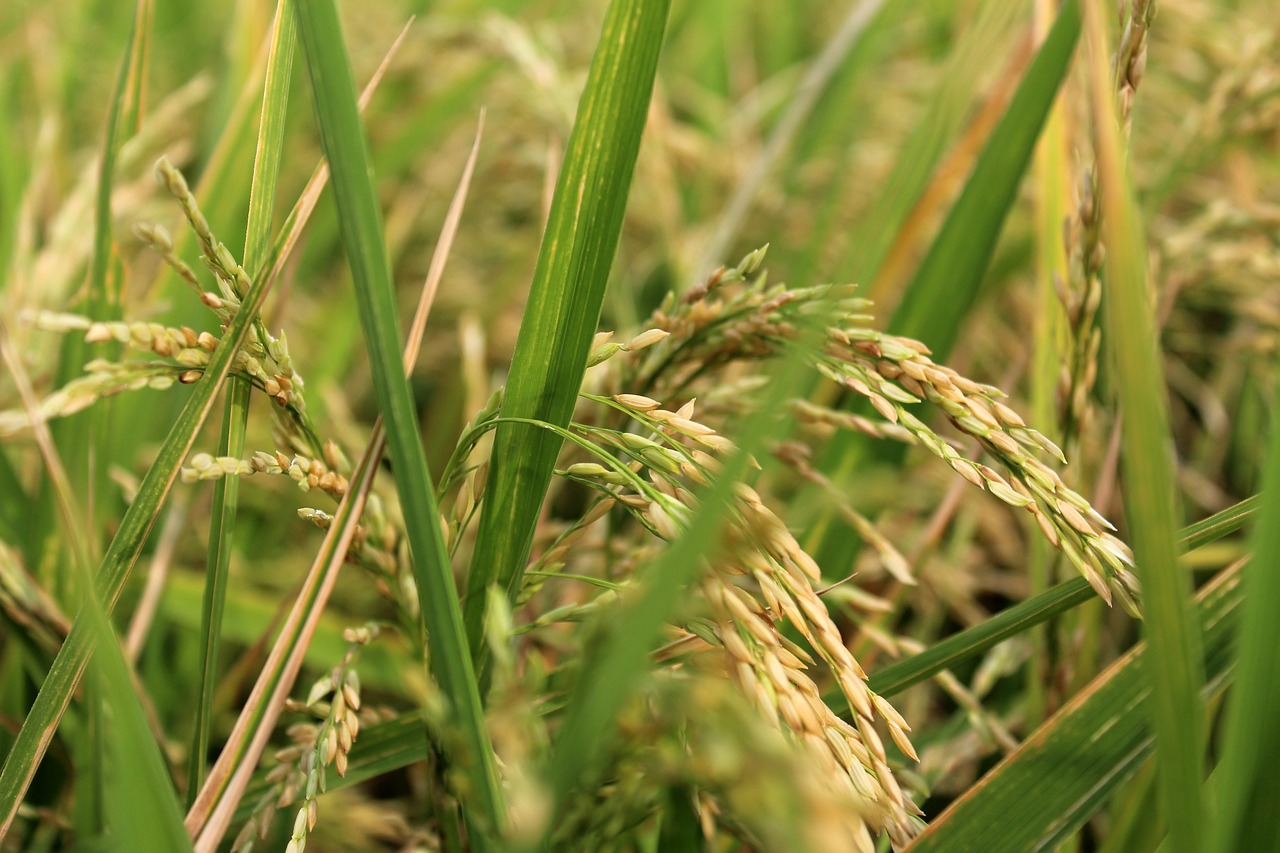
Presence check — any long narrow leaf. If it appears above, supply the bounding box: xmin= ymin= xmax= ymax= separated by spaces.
xmin=181 ymin=33 xmax=414 ymax=834
xmin=188 ymin=0 xmax=297 ymax=802
xmin=462 ymin=0 xmax=673 ymax=661
xmin=1208 ymin=380 xmax=1280 ymax=845
xmin=0 ymin=181 xmax=281 ymax=842
xmin=887 ymin=0 xmax=1080 ymax=355
xmin=1083 ymin=1 xmax=1205 ymax=848
xmin=910 ymin=564 xmax=1239 ymax=852
xmin=840 ymin=0 xmax=1023 ymax=289
xmin=77 ymin=7 xmax=150 ymax=832
xmin=293 ymin=0 xmax=504 ymax=836
xmin=187 ymin=107 xmax=486 ymax=851
xmin=89 ymin=594 xmax=194 ymax=852
xmin=865 ymin=496 xmax=1257 ymax=699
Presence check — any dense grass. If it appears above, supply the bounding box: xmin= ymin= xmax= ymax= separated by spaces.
xmin=1 ymin=0 xmax=1277 ymax=850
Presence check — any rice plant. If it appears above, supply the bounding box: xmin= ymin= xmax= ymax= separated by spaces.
xmin=0 ymin=0 xmax=1277 ymax=850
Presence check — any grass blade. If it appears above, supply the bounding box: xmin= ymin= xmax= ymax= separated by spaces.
xmin=1208 ymin=385 xmax=1280 ymax=845
xmin=1083 ymin=2 xmax=1205 ymax=848
xmin=187 ymin=0 xmax=297 ymax=802
xmin=67 ymin=9 xmax=149 ymax=831
xmin=462 ymin=0 xmax=673 ymax=660
xmin=909 ymin=563 xmax=1239 ymax=852
xmin=187 ymin=107 xmax=485 ymax=850
xmin=293 ymin=0 xmax=503 ymax=835
xmin=0 ymin=176 xmax=281 ymax=841
xmin=864 ymin=496 xmax=1258 ymax=699
xmin=831 ymin=1 xmax=1021 ymax=286
xmin=884 ymin=0 xmax=1079 ymax=365
xmin=89 ymin=597 xmax=194 ymax=852
xmin=180 ymin=30 xmax=412 ymax=834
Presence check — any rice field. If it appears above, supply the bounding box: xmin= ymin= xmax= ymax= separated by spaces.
xmin=0 ymin=0 xmax=1277 ymax=850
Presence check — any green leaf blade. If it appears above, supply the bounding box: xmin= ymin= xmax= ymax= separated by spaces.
xmin=292 ymin=0 xmax=503 ymax=835
xmin=910 ymin=567 xmax=1239 ymax=852
xmin=463 ymin=0 xmax=673 ymax=659
xmin=188 ymin=0 xmax=298 ymax=803
xmin=1082 ymin=2 xmax=1206 ymax=848
xmin=1208 ymin=371 xmax=1280 ymax=848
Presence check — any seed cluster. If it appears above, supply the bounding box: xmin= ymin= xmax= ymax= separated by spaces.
xmin=233 ymin=627 xmax=373 ymax=853
xmin=556 ymin=392 xmax=922 ymax=846
xmin=6 ymin=160 xmax=318 ymax=452
xmin=143 ymin=160 xmax=309 ymax=418
xmin=180 ymin=441 xmax=350 ymax=498
xmin=814 ymin=326 xmax=1140 ymax=613
xmin=1059 ymin=0 xmax=1153 ymax=445
xmin=508 ymin=247 xmax=1152 ymax=842
xmin=0 ymin=355 xmax=179 ymax=437
xmin=602 ymin=250 xmax=1140 ymax=614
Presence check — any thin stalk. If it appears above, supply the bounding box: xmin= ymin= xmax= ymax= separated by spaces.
xmin=188 ymin=0 xmax=297 ymax=803
xmin=1028 ymin=0 xmax=1072 ymax=727
xmin=186 ymin=115 xmax=485 ymax=850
